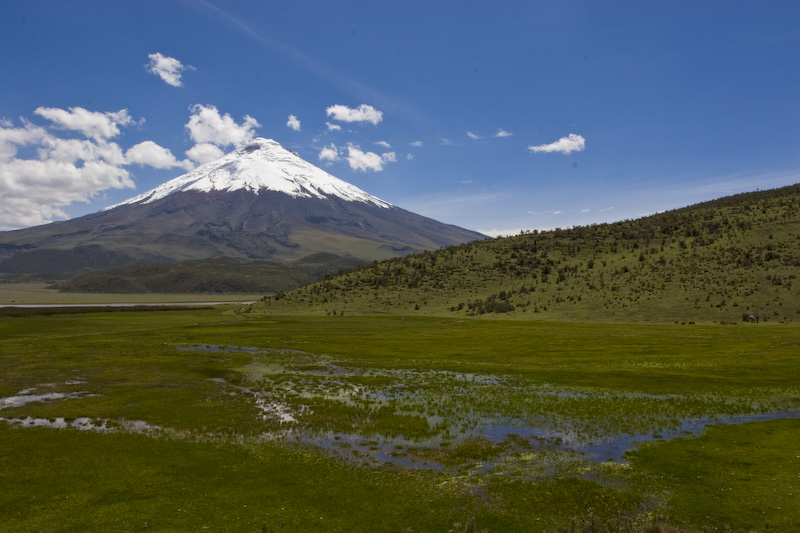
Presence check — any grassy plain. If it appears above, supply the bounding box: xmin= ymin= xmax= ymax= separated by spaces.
xmin=0 ymin=281 xmax=257 ymax=305
xmin=1 ymin=309 xmax=798 ymax=531
xmin=50 ymin=253 xmax=364 ymax=295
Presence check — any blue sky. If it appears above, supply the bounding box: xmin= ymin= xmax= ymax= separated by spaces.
xmin=1 ymin=1 xmax=798 ymax=235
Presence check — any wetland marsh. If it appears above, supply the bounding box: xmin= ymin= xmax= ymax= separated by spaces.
xmin=1 ymin=309 xmax=798 ymax=531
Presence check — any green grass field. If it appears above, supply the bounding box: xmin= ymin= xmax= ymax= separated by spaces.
xmin=1 ymin=308 xmax=798 ymax=531
xmin=0 ymin=282 xmax=257 ymax=305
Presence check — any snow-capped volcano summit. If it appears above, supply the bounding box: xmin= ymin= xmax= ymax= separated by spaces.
xmin=0 ymin=138 xmax=485 ymax=279
xmin=109 ymin=138 xmax=390 ymax=209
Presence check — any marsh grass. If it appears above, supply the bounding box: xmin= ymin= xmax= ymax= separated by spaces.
xmin=1 ymin=310 xmax=798 ymax=530
xmin=627 ymin=419 xmax=800 ymax=532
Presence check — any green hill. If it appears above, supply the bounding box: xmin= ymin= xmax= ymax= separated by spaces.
xmin=53 ymin=253 xmax=364 ymax=294
xmin=251 ymin=184 xmax=800 ymax=323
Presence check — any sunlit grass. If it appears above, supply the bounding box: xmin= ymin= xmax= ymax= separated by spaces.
xmin=1 ymin=309 xmax=798 ymax=531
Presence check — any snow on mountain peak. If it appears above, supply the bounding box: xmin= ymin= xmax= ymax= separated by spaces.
xmin=107 ymin=138 xmax=391 ymax=210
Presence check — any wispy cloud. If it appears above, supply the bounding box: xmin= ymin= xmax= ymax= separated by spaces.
xmin=374 ymin=141 xmax=391 ymax=149
xmin=398 ymin=191 xmax=505 ymax=225
xmin=145 ymin=52 xmax=194 ymax=87
xmin=468 ymin=129 xmax=512 ymax=140
xmin=480 ymin=228 xmax=530 ymax=238
xmin=667 ymin=171 xmax=800 ymax=201
xmin=528 ymin=133 xmax=585 ymax=154
xmin=410 ymin=140 xmax=423 ymax=147
xmin=528 ymin=209 xmax=563 ymax=216
xmin=326 ymin=122 xmax=342 ymax=131
xmin=189 ymin=0 xmax=426 ymax=125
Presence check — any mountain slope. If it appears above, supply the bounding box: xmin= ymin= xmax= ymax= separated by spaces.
xmin=253 ymin=184 xmax=800 ymax=323
xmin=0 ymin=139 xmax=485 ymax=279
xmin=53 ymin=253 xmax=364 ymax=294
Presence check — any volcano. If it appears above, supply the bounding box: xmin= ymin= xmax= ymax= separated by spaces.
xmin=0 ymin=138 xmax=486 ymax=279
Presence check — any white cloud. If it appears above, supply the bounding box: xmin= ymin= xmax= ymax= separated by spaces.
xmin=318 ymin=143 xmax=340 ymax=163
xmin=286 ymin=114 xmax=301 ymax=131
xmin=326 ymin=122 xmax=342 ymax=131
xmin=374 ymin=141 xmax=391 ymax=149
xmin=326 ymin=104 xmax=383 ymax=125
xmin=39 ymin=136 xmax=126 ymax=167
xmin=0 ymin=111 xmax=141 ymax=230
xmin=0 ymin=158 xmax=134 ymax=230
xmin=480 ymin=228 xmax=531 ymax=238
xmin=126 ymin=141 xmax=193 ymax=170
xmin=528 ymin=209 xmax=562 ymax=216
xmin=495 ymin=129 xmax=513 ymax=138
xmin=0 ymin=120 xmax=50 ymax=162
xmin=398 ymin=191 xmax=503 ymax=230
xmin=466 ymin=131 xmax=481 ymax=140
xmin=34 ymin=106 xmax=134 ymax=141
xmin=185 ymin=104 xmax=260 ymax=148
xmin=346 ymin=144 xmax=394 ymax=172
xmin=528 ymin=133 xmax=586 ymax=154
xmin=406 ymin=154 xmax=414 ymax=160
xmin=185 ymin=143 xmax=224 ymax=165
xmin=145 ymin=52 xmax=195 ymax=87
xmin=410 ymin=140 xmax=423 ymax=147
